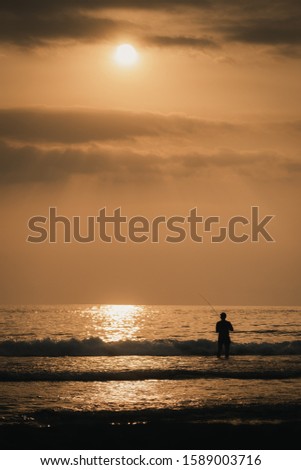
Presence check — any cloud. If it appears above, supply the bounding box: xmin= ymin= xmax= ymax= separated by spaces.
xmin=3 ymin=0 xmax=298 ymax=14
xmin=223 ymin=18 xmax=301 ymax=46
xmin=0 ymin=13 xmax=133 ymax=47
xmin=0 ymin=108 xmax=301 ymax=157
xmin=0 ymin=139 xmax=299 ymax=185
xmin=0 ymin=0 xmax=300 ymax=55
xmin=0 ymin=107 xmax=300 ymax=185
xmin=0 ymin=0 xmax=210 ymax=15
xmin=0 ymin=140 xmax=163 ymax=184
xmin=0 ymin=107 xmax=237 ymax=144
xmin=144 ymin=35 xmax=218 ymax=49
xmin=0 ymin=1 xmax=210 ymax=47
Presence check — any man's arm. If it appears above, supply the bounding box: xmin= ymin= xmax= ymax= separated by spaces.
xmin=229 ymin=322 xmax=234 ymax=331
xmin=216 ymin=322 xmax=220 ymax=333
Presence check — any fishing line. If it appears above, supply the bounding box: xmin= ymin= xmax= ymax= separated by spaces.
xmin=198 ymin=292 xmax=218 ymax=315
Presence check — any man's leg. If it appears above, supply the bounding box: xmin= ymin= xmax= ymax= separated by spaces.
xmin=217 ymin=340 xmax=223 ymax=358
xmin=225 ymin=340 xmax=230 ymax=359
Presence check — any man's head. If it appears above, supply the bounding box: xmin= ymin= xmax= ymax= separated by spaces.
xmin=220 ymin=312 xmax=227 ymax=319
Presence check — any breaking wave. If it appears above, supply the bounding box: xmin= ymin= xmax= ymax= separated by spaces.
xmin=0 ymin=368 xmax=300 ymax=382
xmin=0 ymin=337 xmax=300 ymax=357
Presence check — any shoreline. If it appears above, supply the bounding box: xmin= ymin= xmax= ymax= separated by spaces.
xmin=1 ymin=420 xmax=300 ymax=450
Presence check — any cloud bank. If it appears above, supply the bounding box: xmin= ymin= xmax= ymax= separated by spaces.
xmin=0 ymin=107 xmax=300 ymax=184
xmin=0 ymin=0 xmax=300 ymax=56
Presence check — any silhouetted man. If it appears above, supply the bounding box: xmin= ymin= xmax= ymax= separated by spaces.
xmin=216 ymin=312 xmax=234 ymax=359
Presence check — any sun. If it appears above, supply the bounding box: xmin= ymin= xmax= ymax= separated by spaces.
xmin=114 ymin=44 xmax=139 ymax=67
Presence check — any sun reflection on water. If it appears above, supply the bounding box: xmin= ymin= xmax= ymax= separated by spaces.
xmin=83 ymin=305 xmax=143 ymax=342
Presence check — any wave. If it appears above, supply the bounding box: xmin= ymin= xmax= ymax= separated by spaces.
xmin=0 ymin=368 xmax=300 ymax=382
xmin=25 ymin=403 xmax=301 ymax=426
xmin=0 ymin=337 xmax=301 ymax=357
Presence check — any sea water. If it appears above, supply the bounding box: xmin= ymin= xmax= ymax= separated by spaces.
xmin=0 ymin=305 xmax=300 ymax=427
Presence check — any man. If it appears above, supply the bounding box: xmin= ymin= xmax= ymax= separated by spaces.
xmin=216 ymin=312 xmax=234 ymax=359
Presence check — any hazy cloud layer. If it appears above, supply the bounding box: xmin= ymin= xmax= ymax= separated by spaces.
xmin=0 ymin=107 xmax=300 ymax=184
xmin=1 ymin=0 xmax=299 ymax=13
xmin=0 ymin=15 xmax=131 ymax=47
xmin=0 ymin=139 xmax=298 ymax=185
xmin=0 ymin=108 xmax=238 ymax=144
xmin=0 ymin=108 xmax=300 ymax=152
xmin=0 ymin=0 xmax=300 ymax=54
xmin=145 ymin=35 xmax=218 ymax=49
xmin=222 ymin=18 xmax=301 ymax=46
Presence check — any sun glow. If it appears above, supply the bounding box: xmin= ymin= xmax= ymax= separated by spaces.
xmin=114 ymin=44 xmax=139 ymax=67
xmin=85 ymin=305 xmax=143 ymax=342
xmin=104 ymin=304 xmax=139 ymax=317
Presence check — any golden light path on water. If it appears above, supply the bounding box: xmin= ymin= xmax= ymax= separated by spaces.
xmin=84 ymin=304 xmax=143 ymax=342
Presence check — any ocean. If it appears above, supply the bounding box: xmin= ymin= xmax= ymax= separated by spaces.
xmin=0 ymin=305 xmax=300 ymax=448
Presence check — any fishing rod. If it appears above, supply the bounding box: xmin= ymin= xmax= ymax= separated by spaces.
xmin=198 ymin=292 xmax=218 ymax=315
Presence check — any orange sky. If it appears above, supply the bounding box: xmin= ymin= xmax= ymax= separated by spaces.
xmin=0 ymin=0 xmax=300 ymax=304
